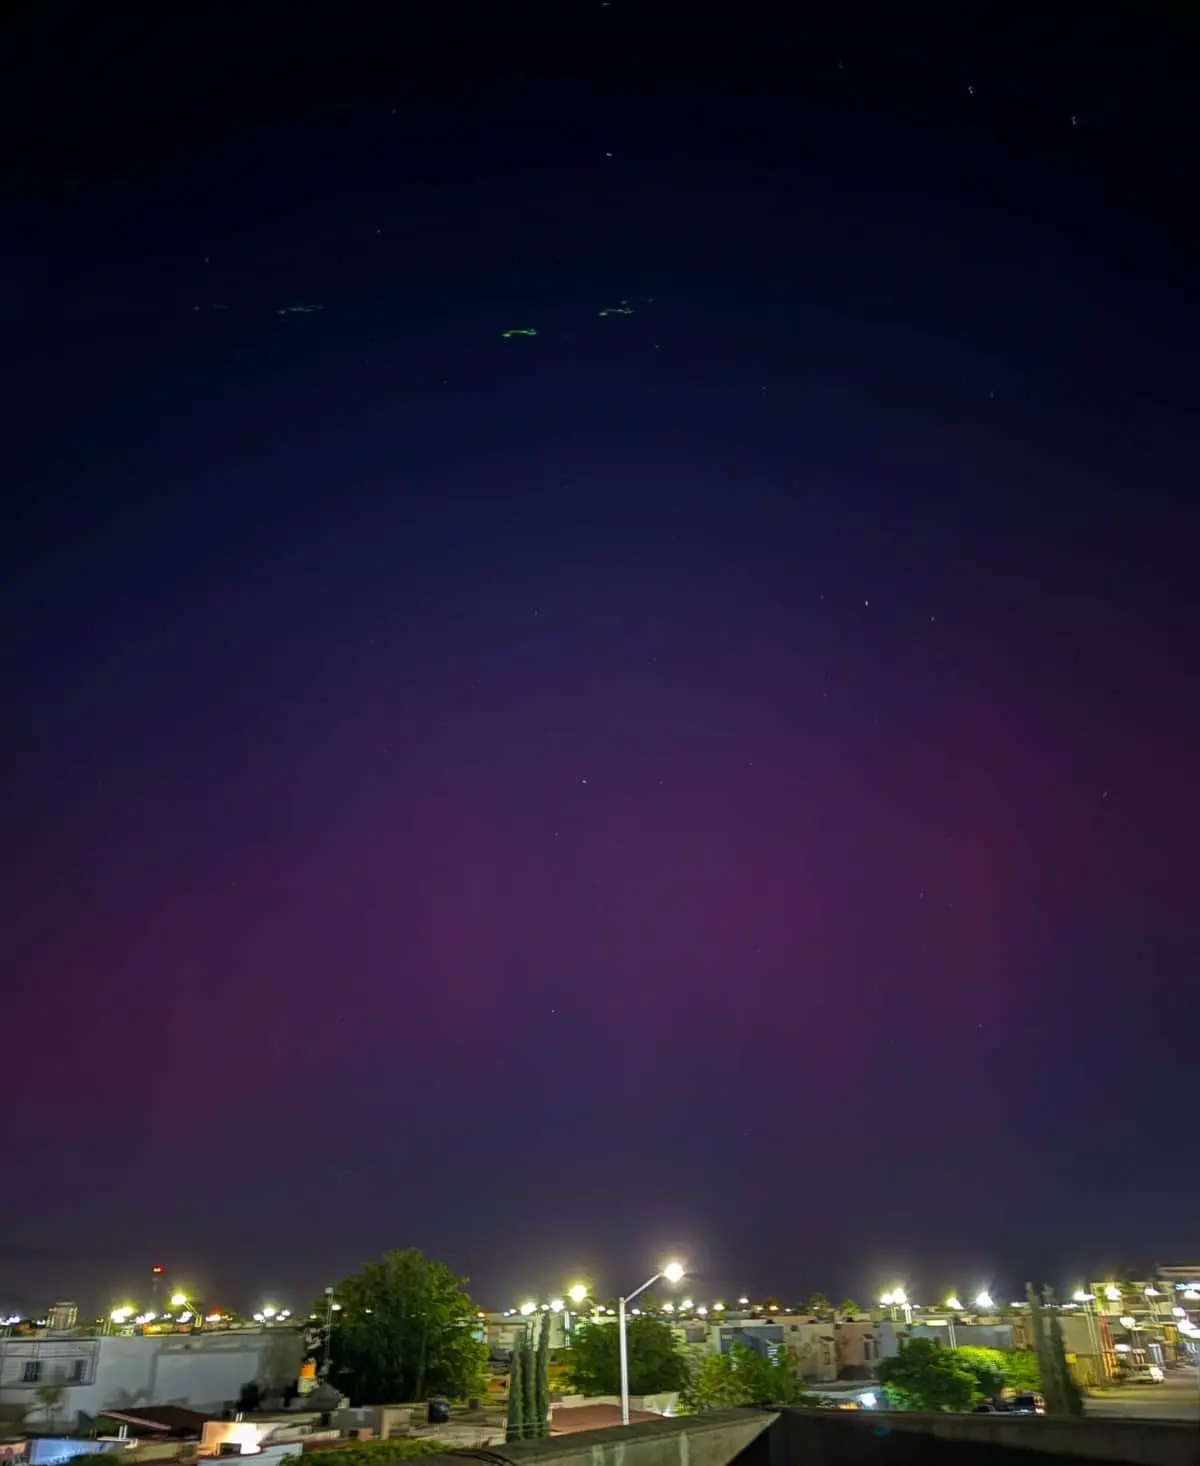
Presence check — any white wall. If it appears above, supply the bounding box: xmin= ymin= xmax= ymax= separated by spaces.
xmin=0 ymin=1331 xmax=304 ymax=1426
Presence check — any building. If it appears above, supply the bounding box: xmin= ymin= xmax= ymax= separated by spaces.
xmin=884 ymin=1320 xmax=1017 ymax=1355
xmin=0 ymin=1327 xmax=304 ymax=1430
xmin=482 ymin=1312 xmax=569 ymax=1356
xmin=714 ymin=1316 xmax=882 ymax=1383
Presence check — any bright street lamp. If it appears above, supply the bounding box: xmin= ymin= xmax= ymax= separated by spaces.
xmin=618 ymin=1262 xmax=685 ymax=1425
xmin=568 ymin=1285 xmax=589 ymax=1305
xmin=946 ymin=1297 xmax=963 ymax=1311
xmin=519 ymin=1302 xmax=537 ymax=1317
xmin=975 ymin=1291 xmax=994 ymax=1311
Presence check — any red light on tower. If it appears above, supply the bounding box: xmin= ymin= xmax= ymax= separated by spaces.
xmin=152 ymin=1266 xmax=165 ymax=1275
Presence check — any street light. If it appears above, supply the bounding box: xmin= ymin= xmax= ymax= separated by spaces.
xmin=568 ymin=1285 xmax=588 ymax=1305
xmin=619 ymin=1262 xmax=685 ymax=1425
xmin=975 ymin=1291 xmax=994 ymax=1311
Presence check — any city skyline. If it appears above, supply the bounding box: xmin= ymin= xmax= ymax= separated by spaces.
xmin=5 ymin=1261 xmax=1198 ymax=1325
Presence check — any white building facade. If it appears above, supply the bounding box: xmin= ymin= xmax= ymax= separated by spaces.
xmin=0 ymin=1330 xmax=304 ymax=1428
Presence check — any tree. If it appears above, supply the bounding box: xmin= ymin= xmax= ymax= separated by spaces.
xmin=877 ymin=1338 xmax=977 ymax=1412
xmin=520 ymin=1329 xmax=537 ymax=1436
xmin=565 ymin=1316 xmax=689 ymax=1396
xmin=806 ymin=1293 xmax=831 ymax=1319
xmin=837 ymin=1299 xmax=861 ymax=1319
xmin=951 ymin=1346 xmax=1041 ymax=1400
xmin=34 ymin=1384 xmax=65 ymax=1432
xmin=506 ymin=1331 xmax=526 ymax=1443
xmin=683 ymin=1343 xmax=799 ymax=1412
xmin=322 ymin=1248 xmax=488 ymax=1405
xmin=951 ymin=1348 xmax=1006 ymax=1402
xmin=534 ymin=1311 xmax=551 ymax=1437
xmin=999 ymin=1350 xmax=1042 ymax=1393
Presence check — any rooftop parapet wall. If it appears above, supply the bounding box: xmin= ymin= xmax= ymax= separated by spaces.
xmin=774 ymin=1408 xmax=1200 ymax=1466
xmin=412 ymin=1408 xmax=777 ymax=1466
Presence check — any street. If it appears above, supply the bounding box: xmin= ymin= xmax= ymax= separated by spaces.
xmin=1086 ymin=1378 xmax=1200 ymax=1422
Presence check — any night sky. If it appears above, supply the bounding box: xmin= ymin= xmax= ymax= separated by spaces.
xmin=3 ymin=7 xmax=1197 ymax=1318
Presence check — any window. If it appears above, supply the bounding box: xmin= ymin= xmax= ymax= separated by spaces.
xmin=22 ymin=1361 xmax=42 ymax=1383
xmin=70 ymin=1360 xmax=87 ymax=1383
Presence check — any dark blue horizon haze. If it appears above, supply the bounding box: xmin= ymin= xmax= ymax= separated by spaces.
xmin=2 ymin=6 xmax=1196 ymax=1318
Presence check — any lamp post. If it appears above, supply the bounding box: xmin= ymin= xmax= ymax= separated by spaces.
xmin=619 ymin=1262 xmax=684 ymax=1426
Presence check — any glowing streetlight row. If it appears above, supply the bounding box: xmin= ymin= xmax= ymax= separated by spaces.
xmin=108 ymin=1300 xmax=291 ymax=1326
xmin=880 ymin=1287 xmax=994 ymax=1311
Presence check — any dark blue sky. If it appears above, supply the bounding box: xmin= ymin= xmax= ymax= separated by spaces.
xmin=2 ymin=6 xmax=1196 ymax=1318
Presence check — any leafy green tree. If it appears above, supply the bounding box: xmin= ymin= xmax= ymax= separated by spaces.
xmin=999 ymin=1350 xmax=1041 ymax=1392
xmin=806 ymin=1293 xmax=831 ymax=1319
xmin=950 ymin=1346 xmax=1041 ymax=1399
xmin=837 ymin=1299 xmax=861 ymax=1318
xmin=683 ymin=1343 xmax=799 ymax=1412
xmin=506 ymin=1331 xmax=526 ymax=1443
xmin=565 ymin=1316 xmax=689 ymax=1396
xmin=951 ymin=1347 xmax=1006 ymax=1401
xmin=877 ymin=1338 xmax=977 ymax=1412
xmin=322 ymin=1248 xmax=488 ymax=1404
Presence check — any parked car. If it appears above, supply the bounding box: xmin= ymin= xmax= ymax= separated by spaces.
xmin=1008 ymin=1392 xmax=1046 ymax=1415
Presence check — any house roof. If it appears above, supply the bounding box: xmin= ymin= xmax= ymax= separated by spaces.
xmin=100 ymin=1407 xmax=214 ymax=1435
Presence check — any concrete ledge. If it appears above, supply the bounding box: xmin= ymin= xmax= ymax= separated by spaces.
xmin=414 ymin=1408 xmax=777 ymax=1466
xmin=778 ymin=1407 xmax=1200 ymax=1466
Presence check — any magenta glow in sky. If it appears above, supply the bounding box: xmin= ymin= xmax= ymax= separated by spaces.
xmin=2 ymin=5 xmax=1197 ymax=1315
